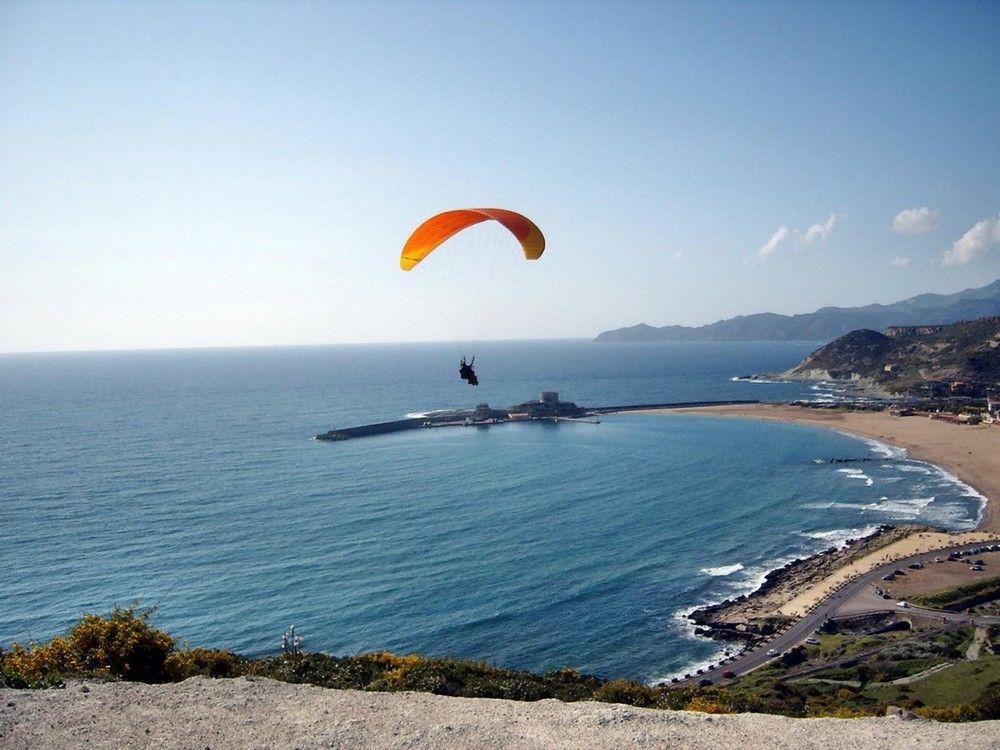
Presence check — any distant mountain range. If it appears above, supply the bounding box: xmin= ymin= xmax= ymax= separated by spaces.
xmin=595 ymin=280 xmax=1000 ymax=343
xmin=782 ymin=317 xmax=1000 ymax=394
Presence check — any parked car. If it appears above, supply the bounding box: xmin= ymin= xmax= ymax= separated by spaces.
xmin=897 ymin=600 xmax=909 ymax=608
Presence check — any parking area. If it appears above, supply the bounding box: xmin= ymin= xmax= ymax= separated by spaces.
xmin=878 ymin=548 xmax=1000 ymax=600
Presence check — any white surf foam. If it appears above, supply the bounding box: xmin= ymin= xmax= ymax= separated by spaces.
xmin=836 ymin=468 xmax=874 ymax=486
xmin=801 ymin=525 xmax=881 ymax=548
xmin=699 ymin=563 xmax=744 ymax=577
xmin=894 ymin=464 xmax=932 ymax=474
xmin=849 ymin=434 xmax=906 ymax=459
xmin=912 ymin=461 xmax=987 ymax=529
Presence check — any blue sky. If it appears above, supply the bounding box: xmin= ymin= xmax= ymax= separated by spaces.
xmin=1 ymin=0 xmax=998 ymax=351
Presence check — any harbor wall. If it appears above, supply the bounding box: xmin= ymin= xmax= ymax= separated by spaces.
xmin=316 ymin=400 xmax=762 ymax=441
xmin=316 ymin=418 xmax=426 ymax=441
xmin=588 ymin=399 xmax=760 ymax=414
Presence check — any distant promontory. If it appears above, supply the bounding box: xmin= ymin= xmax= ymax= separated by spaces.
xmin=595 ymin=280 xmax=1000 ymax=343
xmin=780 ymin=316 xmax=1000 ymax=397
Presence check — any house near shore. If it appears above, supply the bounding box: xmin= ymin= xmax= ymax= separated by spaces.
xmin=988 ymin=392 xmax=1000 ymax=418
xmin=508 ymin=391 xmax=586 ymax=419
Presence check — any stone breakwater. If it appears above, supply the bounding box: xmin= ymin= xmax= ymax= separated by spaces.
xmin=688 ymin=525 xmax=926 ymax=646
xmin=316 ymin=399 xmax=761 ymax=441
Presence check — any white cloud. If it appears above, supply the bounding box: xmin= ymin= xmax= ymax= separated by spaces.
xmin=942 ymin=214 xmax=1000 ymax=266
xmin=802 ymin=213 xmax=839 ymax=244
xmin=889 ymin=256 xmax=911 ymax=268
xmin=892 ymin=206 xmax=939 ymax=234
xmin=757 ymin=226 xmax=792 ymax=259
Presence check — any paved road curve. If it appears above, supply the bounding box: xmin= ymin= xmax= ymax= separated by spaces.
xmin=669 ymin=537 xmax=1000 ymax=687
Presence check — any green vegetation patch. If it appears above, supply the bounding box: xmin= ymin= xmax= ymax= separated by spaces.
xmin=910 ymin=575 xmax=1000 ymax=612
xmin=2 ymin=608 xmax=998 ymax=722
xmin=862 ymin=655 xmax=1000 ymax=713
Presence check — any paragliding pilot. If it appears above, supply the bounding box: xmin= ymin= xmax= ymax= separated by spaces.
xmin=459 ymin=357 xmax=479 ymax=386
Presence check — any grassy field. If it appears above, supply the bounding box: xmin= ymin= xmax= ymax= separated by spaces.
xmin=863 ymin=655 xmax=1000 ymax=707
xmin=910 ymin=575 xmax=1000 ymax=612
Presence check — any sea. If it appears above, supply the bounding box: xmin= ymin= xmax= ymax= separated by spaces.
xmin=0 ymin=340 xmax=986 ymax=683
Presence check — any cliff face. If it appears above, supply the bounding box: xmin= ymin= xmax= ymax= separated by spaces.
xmin=783 ymin=316 xmax=1000 ymax=392
xmin=596 ymin=280 xmax=1000 ymax=342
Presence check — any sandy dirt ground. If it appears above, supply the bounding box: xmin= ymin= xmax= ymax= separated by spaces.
xmin=662 ymin=404 xmax=1000 ymax=533
xmin=2 ymin=677 xmax=998 ymax=750
xmin=881 ymin=550 xmax=999 ymax=599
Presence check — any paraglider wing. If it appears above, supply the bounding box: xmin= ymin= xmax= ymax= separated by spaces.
xmin=400 ymin=208 xmax=545 ymax=271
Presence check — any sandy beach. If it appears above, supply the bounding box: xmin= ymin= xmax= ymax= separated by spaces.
xmin=662 ymin=403 xmax=1000 ymax=534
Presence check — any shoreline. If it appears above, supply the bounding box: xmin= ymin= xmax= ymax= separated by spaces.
xmin=644 ymin=402 xmax=1000 ymax=534
xmin=620 ymin=402 xmax=1000 ymax=663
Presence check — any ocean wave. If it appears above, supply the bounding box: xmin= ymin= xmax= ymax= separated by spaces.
xmin=894 ymin=464 xmax=932 ymax=474
xmin=699 ymin=563 xmax=744 ymax=577
xmin=836 ymin=468 xmax=874 ymax=486
xmin=851 ymin=435 xmax=906 ymax=459
xmin=800 ymin=525 xmax=881 ymax=547
xmin=652 ymin=619 xmax=734 ymax=685
xmin=805 ymin=494 xmax=956 ymax=521
xmin=913 ymin=461 xmax=987 ymax=529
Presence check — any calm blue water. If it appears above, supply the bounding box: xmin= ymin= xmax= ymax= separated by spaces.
xmin=0 ymin=341 xmax=985 ymax=681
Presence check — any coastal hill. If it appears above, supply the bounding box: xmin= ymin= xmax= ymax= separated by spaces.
xmin=781 ymin=316 xmax=1000 ymax=393
xmin=595 ymin=279 xmax=1000 ymax=343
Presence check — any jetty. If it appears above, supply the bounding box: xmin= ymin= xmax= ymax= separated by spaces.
xmin=316 ymin=393 xmax=759 ymax=441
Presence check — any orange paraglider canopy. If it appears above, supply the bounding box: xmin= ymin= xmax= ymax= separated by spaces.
xmin=400 ymin=208 xmax=545 ymax=271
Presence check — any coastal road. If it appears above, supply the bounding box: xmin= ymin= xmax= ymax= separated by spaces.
xmin=669 ymin=537 xmax=1000 ymax=687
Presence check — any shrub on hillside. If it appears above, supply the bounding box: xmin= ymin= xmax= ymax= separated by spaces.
xmin=592 ymin=678 xmax=660 ymax=708
xmin=683 ymin=695 xmax=731 ymax=714
xmin=1 ymin=607 xmax=174 ymax=684
xmin=164 ymin=647 xmax=245 ymax=680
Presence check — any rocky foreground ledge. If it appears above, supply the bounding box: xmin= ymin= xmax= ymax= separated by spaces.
xmin=2 ymin=677 xmax=997 ymax=750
